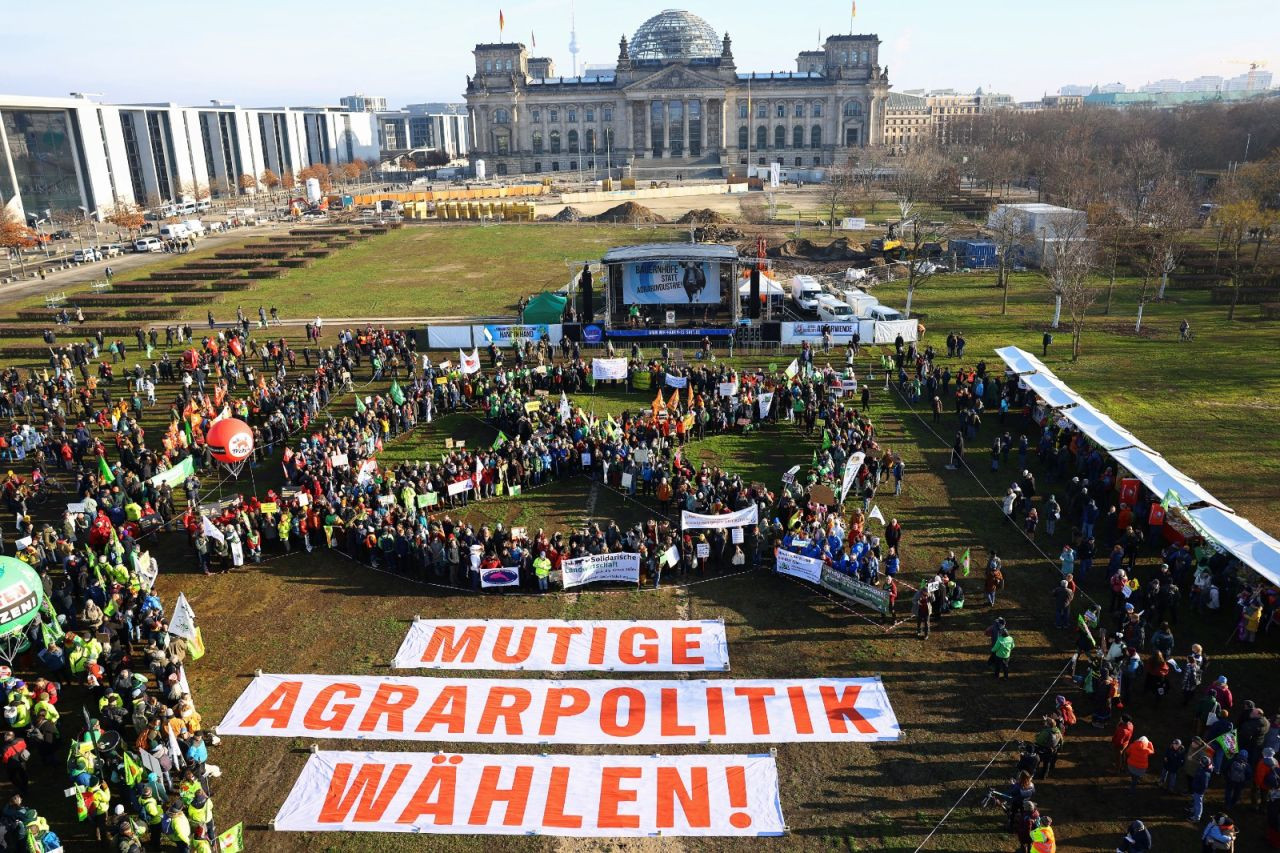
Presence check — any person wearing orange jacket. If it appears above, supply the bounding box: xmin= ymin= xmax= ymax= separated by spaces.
xmin=1124 ymin=735 xmax=1155 ymax=791
xmin=1029 ymin=816 xmax=1056 ymax=852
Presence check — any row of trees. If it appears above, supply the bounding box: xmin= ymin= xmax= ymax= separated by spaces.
xmin=817 ymin=99 xmax=1280 ymax=361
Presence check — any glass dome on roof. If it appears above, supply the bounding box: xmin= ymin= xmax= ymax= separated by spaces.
xmin=629 ymin=10 xmax=720 ymax=62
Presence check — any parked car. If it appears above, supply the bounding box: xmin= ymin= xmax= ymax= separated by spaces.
xmin=97 ymin=245 xmax=122 ymax=258
xmin=72 ymin=247 xmax=101 ymax=263
xmin=134 ymin=237 xmax=163 ymax=253
xmin=51 ymin=230 xmax=73 ymax=241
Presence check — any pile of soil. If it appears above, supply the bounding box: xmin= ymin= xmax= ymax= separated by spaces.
xmin=551 ymin=206 xmax=584 ymax=222
xmin=592 ymin=202 xmax=667 ymax=224
xmin=676 ymin=208 xmax=731 ymax=225
xmin=693 ymin=224 xmax=745 ymax=243
xmin=767 ymin=237 xmax=866 ymax=262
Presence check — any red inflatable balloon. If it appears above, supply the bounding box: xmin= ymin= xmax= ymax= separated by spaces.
xmin=206 ymin=418 xmax=254 ymax=463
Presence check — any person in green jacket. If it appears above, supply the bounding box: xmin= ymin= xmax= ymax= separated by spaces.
xmin=533 ymin=551 xmax=552 ymax=592
xmin=990 ymin=628 xmax=1015 ymax=679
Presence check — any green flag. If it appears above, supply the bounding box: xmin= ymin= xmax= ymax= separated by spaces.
xmin=389 ymin=380 xmax=406 ymax=406
xmin=216 ymin=823 xmax=245 ymax=853
xmin=98 ymin=455 xmax=115 ymax=484
xmin=355 ymin=394 xmax=367 ymax=414
xmin=822 ymin=429 xmax=831 ymax=449
xmin=1161 ymin=489 xmax=1181 ymax=510
xmin=122 ymin=750 xmax=144 ymax=786
xmin=961 ymin=547 xmax=971 ymax=577
xmin=492 ymin=431 xmax=508 ymax=450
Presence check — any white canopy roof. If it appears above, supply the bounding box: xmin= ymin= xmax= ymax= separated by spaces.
xmin=1188 ymin=507 xmax=1280 ymax=586
xmin=993 ymin=344 xmax=1279 ymax=585
xmin=737 ymin=276 xmax=786 ymax=296
xmin=1059 ymin=399 xmax=1154 ymax=452
xmin=1020 ymin=371 xmax=1080 ymax=409
xmin=994 ymin=346 xmax=1051 ymax=376
xmin=1108 ymin=447 xmax=1230 ymax=512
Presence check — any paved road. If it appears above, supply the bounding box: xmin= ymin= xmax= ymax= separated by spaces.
xmin=0 ymin=221 xmax=293 ymax=306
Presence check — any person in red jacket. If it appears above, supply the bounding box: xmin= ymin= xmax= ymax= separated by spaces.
xmin=1113 ymin=714 xmax=1134 ymax=772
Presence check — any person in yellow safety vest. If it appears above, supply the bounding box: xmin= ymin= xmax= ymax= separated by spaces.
xmin=5 ymin=691 xmax=31 ymax=729
xmin=135 ymin=783 xmax=163 ymax=830
xmin=534 ymin=551 xmax=552 ymax=592
xmin=1029 ymin=816 xmax=1056 ymax=852
xmin=187 ymin=790 xmax=213 ymax=834
xmin=177 ymin=770 xmax=203 ymax=805
xmin=87 ymin=778 xmax=111 ymax=841
xmin=67 ymin=638 xmax=89 ymax=680
xmin=163 ymin=800 xmax=191 ymax=849
xmin=31 ymin=692 xmax=57 ymax=725
xmin=68 ymin=742 xmax=96 ymax=785
xmin=22 ymin=812 xmax=49 ymax=853
xmin=191 ymin=823 xmax=214 ymax=853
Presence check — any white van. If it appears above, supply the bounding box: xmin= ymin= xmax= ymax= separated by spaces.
xmin=159 ymin=223 xmax=189 ymax=240
xmin=816 ymin=294 xmax=856 ymax=323
xmin=840 ymin=290 xmax=880 ymax=318
xmin=182 ymin=219 xmax=206 ymax=237
xmin=134 ymin=237 xmax=163 ymax=253
xmin=867 ymin=305 xmax=904 ymax=322
xmin=790 ymin=275 xmax=824 ymax=312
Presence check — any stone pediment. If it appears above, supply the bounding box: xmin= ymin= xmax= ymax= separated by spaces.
xmin=624 ymin=64 xmax=725 ymax=93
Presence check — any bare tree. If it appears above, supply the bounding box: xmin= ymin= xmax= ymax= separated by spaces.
xmin=180 ymin=181 xmax=211 ymax=203
xmin=819 ymin=158 xmax=857 ymax=234
xmin=987 ymin=205 xmax=1031 ymax=313
xmin=1132 ymin=176 xmax=1196 ymax=331
xmin=1041 ymin=215 xmax=1097 ymax=360
xmin=1115 ymin=139 xmax=1176 ymax=224
xmin=1217 ymin=199 xmax=1263 ymax=320
xmin=897 ymin=200 xmax=947 ymax=317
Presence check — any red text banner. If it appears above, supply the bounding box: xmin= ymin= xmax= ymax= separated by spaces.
xmin=218 ymin=674 xmax=901 ymax=744
xmin=274 ymin=751 xmax=785 ymax=837
xmin=392 ymin=619 xmax=731 ymax=672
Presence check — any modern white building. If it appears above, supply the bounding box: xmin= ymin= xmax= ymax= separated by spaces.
xmin=1 ymin=94 xmax=380 ymax=221
xmin=375 ymin=108 xmax=470 ymax=159
xmin=340 ymin=94 xmax=389 ymax=112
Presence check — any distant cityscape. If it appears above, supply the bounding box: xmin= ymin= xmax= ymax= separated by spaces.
xmin=1057 ymin=67 xmax=1273 ymax=97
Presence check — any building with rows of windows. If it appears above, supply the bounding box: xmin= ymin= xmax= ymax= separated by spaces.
xmin=463 ymin=9 xmax=889 ymax=179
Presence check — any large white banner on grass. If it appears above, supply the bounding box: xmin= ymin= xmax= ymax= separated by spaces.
xmin=393 ymin=619 xmax=730 ymax=672
xmin=681 ymin=505 xmax=758 ymax=531
xmin=776 ymin=549 xmax=823 ymax=584
xmin=591 ymin=358 xmax=628 ymax=381
xmin=561 ymin=553 xmax=641 ymax=589
xmin=218 ymin=674 xmax=900 ymax=744
xmin=274 ymin=750 xmax=785 ymax=837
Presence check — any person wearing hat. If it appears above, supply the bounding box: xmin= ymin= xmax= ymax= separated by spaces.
xmin=161 ymin=798 xmax=192 ymax=851
xmin=0 ymin=731 xmax=28 ymax=796
xmin=1029 ymin=815 xmax=1056 ymax=853
xmin=134 ymin=782 xmax=163 ymax=840
xmin=990 ymin=627 xmax=1015 ymax=679
xmin=1210 ymin=675 xmax=1234 ymax=716
xmin=115 ymin=816 xmax=144 ymax=853
xmin=191 ymin=823 xmax=214 ymax=853
xmin=1160 ymin=738 xmax=1187 ymax=792
xmin=186 ymin=789 xmax=213 ymax=839
xmin=1117 ymin=818 xmax=1152 ymax=852
xmin=1188 ymin=753 xmax=1213 ymax=822
xmin=1200 ymin=813 xmax=1236 ymax=851
xmin=1255 ymin=746 xmax=1280 ymax=811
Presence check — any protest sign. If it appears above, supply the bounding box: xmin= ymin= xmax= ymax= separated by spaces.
xmin=695 ymin=543 xmax=710 ymax=558
xmin=219 ymin=673 xmax=901 ymax=744
xmin=274 ymin=750 xmax=785 ymax=837
xmin=479 ymin=567 xmax=520 ymax=588
xmin=393 ymin=619 xmax=729 ymax=672
xmin=447 ymin=478 xmax=474 ymax=497
xmin=776 ymin=549 xmax=823 ymax=584
xmin=681 ymin=505 xmax=758 ymax=531
xmin=416 ymin=493 xmax=439 ymax=508
xmin=561 ymin=553 xmax=641 ymax=589
xmin=591 ymin=358 xmax=628 ymax=381
xmin=819 ymin=566 xmax=891 ymax=616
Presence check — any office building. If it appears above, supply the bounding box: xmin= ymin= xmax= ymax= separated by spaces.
xmin=340 ymin=94 xmax=388 ymax=112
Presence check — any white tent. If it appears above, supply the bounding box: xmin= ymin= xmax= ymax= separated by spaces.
xmin=1108 ymin=447 xmax=1231 ymax=512
xmin=737 ymin=276 xmax=786 ymax=298
xmin=1019 ymin=371 xmax=1080 ymax=410
xmin=994 ymin=346 xmax=1050 ymax=376
xmin=1059 ymin=399 xmax=1154 ymax=452
xmin=1188 ymin=507 xmax=1280 ymax=586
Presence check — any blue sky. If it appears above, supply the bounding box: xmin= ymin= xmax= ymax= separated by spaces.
xmin=4 ymin=0 xmax=1275 ymax=105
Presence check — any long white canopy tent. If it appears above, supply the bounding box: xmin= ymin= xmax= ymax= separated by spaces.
xmin=994 ymin=346 xmax=1280 ymax=587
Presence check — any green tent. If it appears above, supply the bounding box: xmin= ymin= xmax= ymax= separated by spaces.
xmin=522 ymin=291 xmax=568 ymax=324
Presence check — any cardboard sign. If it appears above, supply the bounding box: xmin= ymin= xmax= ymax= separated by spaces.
xmin=259 ymin=501 xmax=279 ymax=514
xmin=731 ymin=527 xmax=744 ymax=544
xmin=809 ymin=485 xmax=836 ymax=506
xmin=696 ymin=543 xmax=710 ymax=558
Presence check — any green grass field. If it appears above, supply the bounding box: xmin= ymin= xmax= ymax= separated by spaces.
xmin=5 ymin=220 xmax=1279 ymax=852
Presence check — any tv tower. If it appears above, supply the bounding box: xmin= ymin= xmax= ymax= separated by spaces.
xmin=568 ymin=2 xmax=579 ymax=76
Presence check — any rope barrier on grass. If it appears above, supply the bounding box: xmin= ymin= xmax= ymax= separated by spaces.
xmin=910 ymin=656 xmax=1075 ymax=852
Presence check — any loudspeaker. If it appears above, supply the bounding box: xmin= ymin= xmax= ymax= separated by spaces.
xmin=748 ymin=268 xmax=761 ymax=319
xmin=580 ymin=265 xmax=594 ymax=324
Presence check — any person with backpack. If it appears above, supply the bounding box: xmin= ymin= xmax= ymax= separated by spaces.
xmin=1188 ymin=754 xmax=1213 ymax=822
xmin=1117 ymin=819 xmax=1152 ymax=852
xmin=1225 ymin=748 xmax=1252 ymax=809
xmin=915 ymin=589 xmax=932 ymax=640
xmin=984 ymin=553 xmax=1004 ymax=607
xmin=0 ymin=732 xmax=28 ymax=796
xmin=162 ymin=798 xmax=191 ymax=852
xmin=1200 ymin=813 xmax=1236 ymax=851
xmin=1255 ymin=747 xmax=1280 ymax=812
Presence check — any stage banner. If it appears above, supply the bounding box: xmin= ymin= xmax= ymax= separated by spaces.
xmin=776 ymin=549 xmax=823 ymax=584
xmin=681 ymin=505 xmax=758 ymax=531
xmin=664 ymin=374 xmax=688 ymax=389
xmin=592 ymin=358 xmax=628 ymax=381
xmin=219 ymin=674 xmax=901 ymax=744
xmin=274 ymin=750 xmax=785 ymax=837
xmin=820 ymin=565 xmax=891 ymax=616
xmin=872 ymin=319 xmax=918 ymax=345
xmin=477 ymin=324 xmax=552 ymax=347
xmin=562 ymin=553 xmax=641 ymax=589
xmin=393 ymin=619 xmax=730 ymax=672
xmin=622 ymin=260 xmax=720 ymax=305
